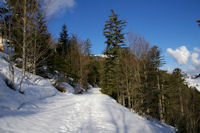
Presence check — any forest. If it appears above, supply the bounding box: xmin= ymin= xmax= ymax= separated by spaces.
xmin=1 ymin=0 xmax=200 ymax=132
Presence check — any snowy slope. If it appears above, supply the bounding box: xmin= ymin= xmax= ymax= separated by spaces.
xmin=185 ymin=77 xmax=200 ymax=92
xmin=0 ymin=88 xmax=175 ymax=133
xmin=0 ymin=53 xmax=175 ymax=133
xmin=0 ymin=53 xmax=57 ymax=110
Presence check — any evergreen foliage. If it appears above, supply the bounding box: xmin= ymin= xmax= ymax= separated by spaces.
xmin=1 ymin=3 xmax=200 ymax=132
xmin=101 ymin=10 xmax=200 ymax=132
xmin=102 ymin=9 xmax=126 ymax=99
xmin=57 ymin=24 xmax=69 ymax=56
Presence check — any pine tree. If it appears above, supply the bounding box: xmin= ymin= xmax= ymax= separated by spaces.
xmin=102 ymin=9 xmax=126 ymax=100
xmin=143 ymin=46 xmax=164 ymax=119
xmin=87 ymin=56 xmax=101 ymax=86
xmin=57 ymin=24 xmax=69 ymax=56
xmin=51 ymin=24 xmax=70 ymax=77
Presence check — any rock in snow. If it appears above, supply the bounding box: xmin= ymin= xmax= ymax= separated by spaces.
xmin=0 ymin=53 xmax=175 ymax=133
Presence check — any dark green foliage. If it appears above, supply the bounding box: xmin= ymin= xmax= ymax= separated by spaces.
xmin=145 ymin=46 xmax=164 ymax=118
xmin=1 ymin=4 xmax=200 ymax=132
xmin=102 ymin=9 xmax=126 ymax=99
xmin=51 ymin=24 xmax=72 ymax=77
xmin=1 ymin=0 xmax=52 ymax=77
xmin=57 ymin=24 xmax=69 ymax=56
xmin=67 ymin=35 xmax=81 ymax=80
xmin=156 ymin=68 xmax=200 ymax=133
xmin=101 ymin=11 xmax=200 ymax=131
xmin=87 ymin=56 xmax=102 ymax=86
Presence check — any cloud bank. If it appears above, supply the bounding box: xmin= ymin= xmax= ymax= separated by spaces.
xmin=166 ymin=46 xmax=190 ymax=65
xmin=191 ymin=53 xmax=200 ymax=66
xmin=45 ymin=0 xmax=76 ymax=17
xmin=167 ymin=46 xmax=200 ymax=74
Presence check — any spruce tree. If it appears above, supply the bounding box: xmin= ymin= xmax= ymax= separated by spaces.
xmin=143 ymin=46 xmax=164 ymax=119
xmin=57 ymin=24 xmax=69 ymax=56
xmin=51 ymin=24 xmax=70 ymax=77
xmin=87 ymin=57 xmax=101 ymax=86
xmin=102 ymin=9 xmax=126 ymax=100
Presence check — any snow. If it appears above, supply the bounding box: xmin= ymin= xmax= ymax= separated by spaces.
xmin=185 ymin=77 xmax=200 ymax=92
xmin=59 ymin=82 xmax=75 ymax=93
xmin=0 ymin=52 xmax=175 ymax=133
xmin=0 ymin=88 xmax=175 ymax=133
xmin=93 ymin=54 xmax=107 ymax=58
xmin=0 ymin=52 xmax=57 ymax=110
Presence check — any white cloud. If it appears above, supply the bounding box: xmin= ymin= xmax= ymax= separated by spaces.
xmin=166 ymin=46 xmax=190 ymax=65
xmin=191 ymin=53 xmax=200 ymax=66
xmin=166 ymin=46 xmax=200 ymax=75
xmin=45 ymin=0 xmax=76 ymax=17
xmin=183 ymin=65 xmax=197 ymax=75
xmin=194 ymin=47 xmax=200 ymax=53
xmin=184 ymin=64 xmax=200 ymax=75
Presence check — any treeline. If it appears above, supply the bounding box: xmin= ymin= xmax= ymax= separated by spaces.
xmin=0 ymin=0 xmax=102 ymax=90
xmin=1 ymin=1 xmax=200 ymax=132
xmin=100 ymin=10 xmax=200 ymax=133
xmin=0 ymin=0 xmax=51 ymax=92
xmin=48 ymin=24 xmax=99 ymax=89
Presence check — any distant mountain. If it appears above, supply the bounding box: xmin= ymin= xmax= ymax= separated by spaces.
xmin=191 ymin=73 xmax=200 ymax=79
xmin=93 ymin=54 xmax=107 ymax=58
xmin=185 ymin=73 xmax=200 ymax=92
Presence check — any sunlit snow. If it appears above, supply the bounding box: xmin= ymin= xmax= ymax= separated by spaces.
xmin=0 ymin=52 xmax=175 ymax=133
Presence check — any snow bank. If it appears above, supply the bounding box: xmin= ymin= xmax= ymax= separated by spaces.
xmin=0 ymin=53 xmax=57 ymax=110
xmin=0 ymin=86 xmax=175 ymax=133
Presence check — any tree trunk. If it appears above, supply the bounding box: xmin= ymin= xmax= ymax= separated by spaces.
xmin=179 ymin=87 xmax=184 ymax=116
xmin=32 ymin=28 xmax=37 ymax=81
xmin=33 ymin=60 xmax=36 ymax=81
xmin=157 ymin=74 xmax=164 ymax=122
xmin=122 ymin=92 xmax=125 ymax=106
xmin=22 ymin=0 xmax=27 ymax=78
xmin=125 ymin=63 xmax=131 ymax=108
xmin=19 ymin=0 xmax=27 ymax=92
xmin=161 ymin=84 xmax=165 ymax=120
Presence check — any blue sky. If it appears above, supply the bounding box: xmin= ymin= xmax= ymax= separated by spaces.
xmin=46 ymin=0 xmax=200 ymax=73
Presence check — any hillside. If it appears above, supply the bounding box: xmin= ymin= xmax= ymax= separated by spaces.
xmin=0 ymin=53 xmax=175 ymax=133
xmin=185 ymin=76 xmax=200 ymax=92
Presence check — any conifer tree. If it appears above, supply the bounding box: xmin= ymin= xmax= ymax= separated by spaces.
xmin=102 ymin=9 xmax=126 ymax=100
xmin=87 ymin=58 xmax=101 ymax=86
xmin=145 ymin=46 xmax=164 ymax=119
xmin=52 ymin=24 xmax=70 ymax=77
xmin=57 ymin=24 xmax=69 ymax=56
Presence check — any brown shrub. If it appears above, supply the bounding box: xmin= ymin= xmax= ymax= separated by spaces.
xmin=55 ymin=86 xmax=66 ymax=93
xmin=0 ymin=44 xmax=4 ymax=51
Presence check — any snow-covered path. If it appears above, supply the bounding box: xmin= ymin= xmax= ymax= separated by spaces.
xmin=0 ymin=88 xmax=174 ymax=133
